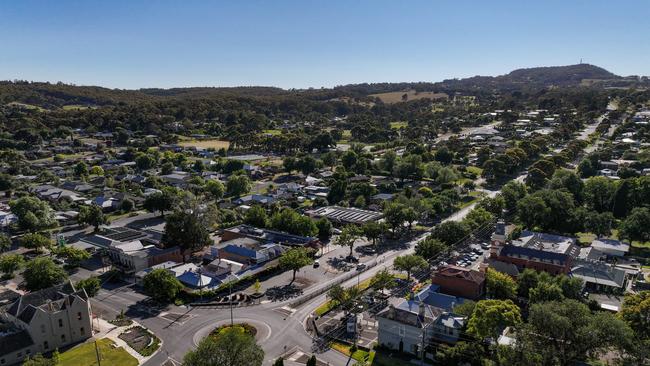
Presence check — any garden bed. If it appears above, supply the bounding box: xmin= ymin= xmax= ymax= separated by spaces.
xmin=119 ymin=326 xmax=160 ymax=356
xmin=211 ymin=323 xmax=257 ymax=338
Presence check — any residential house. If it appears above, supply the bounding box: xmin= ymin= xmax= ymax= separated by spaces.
xmin=215 ymin=237 xmax=284 ymax=265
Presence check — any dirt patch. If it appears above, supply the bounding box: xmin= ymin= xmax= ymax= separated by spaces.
xmin=178 ymin=139 xmax=230 ymax=149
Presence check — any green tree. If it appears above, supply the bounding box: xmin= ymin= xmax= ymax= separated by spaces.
xmin=183 ymin=327 xmax=264 ymax=366
xmin=523 ymin=300 xmax=633 ymax=366
xmin=370 ymin=269 xmax=395 ymax=294
xmin=315 ymin=218 xmax=332 ymax=240
xmin=393 ymin=254 xmax=427 ymax=281
xmin=486 ymin=268 xmax=517 ymax=300
xmin=335 ymin=225 xmax=361 ymax=257
xmin=162 ymin=210 xmax=212 ymax=253
xmin=244 ymin=205 xmax=269 ymax=228
xmin=10 ymin=196 xmax=57 ymax=232
xmin=272 ymin=358 xmax=285 ymax=366
xmin=143 ymin=268 xmax=184 ymax=302
xmin=529 ymin=281 xmax=564 ymax=303
xmin=55 ymin=246 xmax=91 ymax=267
xmin=0 ymin=253 xmax=24 ymax=278
xmin=516 ymin=269 xmax=541 ymax=298
xmin=583 ymin=176 xmax=615 ymax=213
xmin=74 ymin=161 xmax=89 ymax=177
xmin=76 ymin=276 xmax=101 ymax=297
xmin=205 ymin=180 xmax=225 ymax=201
xmin=466 ymin=299 xmax=522 ymax=340
xmin=270 ymin=208 xmax=318 ymax=237
xmin=516 ymin=195 xmax=548 ymax=230
xmin=501 ymin=181 xmax=527 ymax=213
xmin=619 ymin=207 xmax=650 ymax=242
xmin=362 ymin=221 xmax=383 ymax=247
xmin=89 ymin=165 xmax=104 ymax=176
xmin=0 ymin=233 xmax=11 ymax=252
xmin=452 ymin=300 xmax=476 ymax=317
xmin=431 ymin=221 xmax=469 ymax=246
xmin=383 ymin=202 xmax=406 ymax=235
xmin=143 ymin=188 xmax=178 ymax=217
xmin=619 ymin=291 xmax=650 ymax=339
xmin=20 ymin=232 xmax=52 ymax=253
xmin=78 ymin=205 xmax=108 ymax=231
xmin=463 ymin=207 xmax=494 ymax=230
xmin=226 ymin=174 xmax=251 ymax=197
xmin=23 ymin=257 xmax=68 ymax=290
xmin=584 ymin=210 xmax=614 ymax=237
xmin=279 ymin=247 xmax=313 ymax=283
xmin=120 ymin=198 xmax=135 ymax=212
xmin=414 ymin=237 xmax=446 ymax=261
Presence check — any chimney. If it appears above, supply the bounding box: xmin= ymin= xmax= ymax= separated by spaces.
xmin=418 ymin=301 xmax=425 ymax=319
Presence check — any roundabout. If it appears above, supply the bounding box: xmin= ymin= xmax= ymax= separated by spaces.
xmin=191 ymin=317 xmax=273 ymax=347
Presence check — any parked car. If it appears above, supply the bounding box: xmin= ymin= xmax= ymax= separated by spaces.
xmin=356 ymin=264 xmax=367 ymax=271
xmin=313 ymin=260 xmax=320 ymax=268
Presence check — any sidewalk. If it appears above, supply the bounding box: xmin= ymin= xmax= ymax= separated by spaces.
xmin=94 ymin=317 xmax=162 ymax=365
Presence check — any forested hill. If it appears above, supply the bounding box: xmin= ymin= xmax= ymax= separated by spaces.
xmin=0 ymin=64 xmax=634 ymax=109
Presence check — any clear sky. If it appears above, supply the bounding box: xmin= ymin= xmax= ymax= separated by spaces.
xmin=1 ymin=0 xmax=648 ymax=89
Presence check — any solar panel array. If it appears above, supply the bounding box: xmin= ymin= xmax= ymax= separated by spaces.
xmin=312 ymin=206 xmax=382 ymax=224
xmin=102 ymin=227 xmax=147 ymax=242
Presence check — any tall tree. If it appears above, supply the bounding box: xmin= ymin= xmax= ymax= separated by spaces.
xmin=23 ymin=257 xmax=68 ymax=290
xmin=466 ymin=299 xmax=522 ymax=340
xmin=279 ymin=247 xmax=313 ymax=284
xmin=486 ymin=268 xmax=517 ymax=300
xmin=393 ymin=254 xmax=427 ymax=281
xmin=78 ymin=205 xmax=108 ymax=231
xmin=335 ymin=225 xmax=361 ymax=258
xmin=143 ymin=268 xmax=184 ymax=302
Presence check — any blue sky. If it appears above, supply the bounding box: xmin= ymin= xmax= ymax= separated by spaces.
xmin=1 ymin=0 xmax=648 ymax=89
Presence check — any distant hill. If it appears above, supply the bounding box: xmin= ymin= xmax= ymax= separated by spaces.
xmin=435 ymin=64 xmax=623 ymax=91
xmin=0 ymin=64 xmax=640 ymax=109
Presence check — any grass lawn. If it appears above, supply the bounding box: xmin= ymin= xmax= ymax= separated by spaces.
xmin=390 ymin=121 xmax=408 ymax=129
xmin=262 ymin=129 xmax=282 ymax=135
xmin=330 ymin=342 xmax=375 ymax=363
xmin=342 ymin=129 xmax=352 ymax=138
xmin=59 ymin=338 xmax=138 ymax=366
xmin=577 ymin=232 xmax=597 ymax=246
xmin=372 ymin=349 xmax=421 ymax=366
xmin=178 ymin=139 xmax=230 ymax=149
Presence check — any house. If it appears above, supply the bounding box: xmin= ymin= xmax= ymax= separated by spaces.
xmin=160 ymin=172 xmax=191 ymax=187
xmin=221 ymin=224 xmax=320 ymax=249
xmin=31 ymin=185 xmax=85 ymax=203
xmin=492 ymin=231 xmax=580 ymax=275
xmin=305 ymin=206 xmax=383 ymax=225
xmin=167 ymin=263 xmax=214 ymax=289
xmin=570 ymin=261 xmax=628 ymax=292
xmin=232 ymin=194 xmax=275 ymax=206
xmin=377 ymin=301 xmax=440 ymax=356
xmin=216 ymin=237 xmax=284 ymax=265
xmin=87 ymin=196 xmax=120 ymax=211
xmin=377 ymin=298 xmax=465 ymax=357
xmin=205 ymin=258 xmax=246 ymax=277
xmin=1 ymin=282 xmax=92 ymax=366
xmin=431 ymin=265 xmax=485 ymax=300
xmin=590 ymin=238 xmax=630 ymax=258
xmin=412 ymin=284 xmax=465 ymax=312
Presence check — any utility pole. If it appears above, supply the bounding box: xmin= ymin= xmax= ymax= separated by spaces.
xmin=94 ymin=340 xmax=102 ymax=366
xmin=229 ymin=282 xmax=234 ymax=326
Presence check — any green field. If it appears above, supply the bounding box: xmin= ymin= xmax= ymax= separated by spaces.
xmin=262 ymin=129 xmax=282 ymax=135
xmin=59 ymin=338 xmax=138 ymax=366
xmin=62 ymin=104 xmax=95 ymax=110
xmin=178 ymin=139 xmax=230 ymax=149
xmin=390 ymin=121 xmax=408 ymax=129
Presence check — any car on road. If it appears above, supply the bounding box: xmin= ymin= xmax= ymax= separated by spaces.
xmin=313 ymin=260 xmax=320 ymax=268
xmin=356 ymin=264 xmax=367 ymax=271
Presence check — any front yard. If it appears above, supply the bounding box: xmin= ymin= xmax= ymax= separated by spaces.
xmin=59 ymin=338 xmax=137 ymax=366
